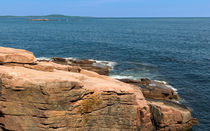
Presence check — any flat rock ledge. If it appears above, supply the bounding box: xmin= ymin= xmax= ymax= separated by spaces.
xmin=0 ymin=46 xmax=197 ymax=131
xmin=39 ymin=57 xmax=110 ymax=76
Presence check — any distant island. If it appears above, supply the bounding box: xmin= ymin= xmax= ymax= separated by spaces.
xmin=31 ymin=18 xmax=58 ymax=21
xmin=31 ymin=19 xmax=49 ymax=21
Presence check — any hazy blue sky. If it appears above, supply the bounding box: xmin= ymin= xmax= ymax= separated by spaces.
xmin=0 ymin=0 xmax=210 ymax=17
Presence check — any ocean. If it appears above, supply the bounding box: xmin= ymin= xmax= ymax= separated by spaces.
xmin=0 ymin=16 xmax=210 ymax=130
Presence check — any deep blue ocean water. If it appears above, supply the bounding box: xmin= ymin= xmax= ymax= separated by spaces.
xmin=0 ymin=16 xmax=210 ymax=130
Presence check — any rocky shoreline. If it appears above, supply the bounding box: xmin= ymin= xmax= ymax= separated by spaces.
xmin=0 ymin=47 xmax=197 ymax=131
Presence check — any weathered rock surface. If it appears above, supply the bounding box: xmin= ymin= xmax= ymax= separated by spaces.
xmin=119 ymin=78 xmax=179 ymax=101
xmin=0 ymin=66 xmax=153 ymax=131
xmin=0 ymin=47 xmax=37 ymax=64
xmin=0 ymin=47 xmax=197 ymax=131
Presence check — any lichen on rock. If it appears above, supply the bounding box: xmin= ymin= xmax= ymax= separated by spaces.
xmin=78 ymin=93 xmax=102 ymax=114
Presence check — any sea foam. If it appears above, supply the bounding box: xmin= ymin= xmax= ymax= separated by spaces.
xmin=154 ymin=80 xmax=178 ymax=92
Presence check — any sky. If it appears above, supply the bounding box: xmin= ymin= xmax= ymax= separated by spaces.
xmin=0 ymin=0 xmax=210 ymax=17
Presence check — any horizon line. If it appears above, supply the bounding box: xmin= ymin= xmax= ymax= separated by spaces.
xmin=0 ymin=14 xmax=210 ymax=18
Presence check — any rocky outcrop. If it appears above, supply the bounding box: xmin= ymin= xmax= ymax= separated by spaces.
xmin=52 ymin=57 xmax=110 ymax=76
xmin=0 ymin=47 xmax=197 ymax=131
xmin=148 ymin=99 xmax=198 ymax=131
xmin=0 ymin=66 xmax=154 ymax=131
xmin=118 ymin=78 xmax=198 ymax=131
xmin=119 ymin=78 xmax=179 ymax=101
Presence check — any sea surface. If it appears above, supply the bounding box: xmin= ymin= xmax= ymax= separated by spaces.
xmin=0 ymin=16 xmax=210 ymax=130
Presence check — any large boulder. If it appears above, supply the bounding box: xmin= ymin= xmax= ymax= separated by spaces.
xmin=148 ymin=99 xmax=198 ymax=131
xmin=0 ymin=47 xmax=37 ymax=64
xmin=140 ymin=78 xmax=179 ymax=101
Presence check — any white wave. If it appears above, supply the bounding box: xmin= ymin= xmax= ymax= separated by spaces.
xmin=37 ymin=57 xmax=117 ymax=69
xmin=37 ymin=57 xmax=52 ymax=61
xmin=154 ymin=80 xmax=167 ymax=85
xmin=89 ymin=59 xmax=117 ymax=69
xmin=166 ymin=85 xmax=178 ymax=92
xmin=37 ymin=57 xmax=78 ymax=61
xmin=110 ymin=75 xmax=137 ymax=80
xmin=154 ymin=80 xmax=177 ymax=92
xmin=101 ymin=61 xmax=117 ymax=68
xmin=149 ymin=84 xmax=157 ymax=87
xmin=64 ymin=57 xmax=77 ymax=60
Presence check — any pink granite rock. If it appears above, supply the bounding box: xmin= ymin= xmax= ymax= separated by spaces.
xmin=0 ymin=47 xmax=197 ymax=131
xmin=0 ymin=47 xmax=37 ymax=64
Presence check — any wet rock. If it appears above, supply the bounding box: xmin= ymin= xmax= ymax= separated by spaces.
xmin=69 ymin=59 xmax=109 ymax=75
xmin=119 ymin=78 xmax=179 ymax=101
xmin=52 ymin=57 xmax=68 ymax=65
xmin=118 ymin=79 xmax=142 ymax=86
xmin=69 ymin=59 xmax=95 ymax=65
xmin=140 ymin=78 xmax=179 ymax=101
xmin=52 ymin=57 xmax=110 ymax=75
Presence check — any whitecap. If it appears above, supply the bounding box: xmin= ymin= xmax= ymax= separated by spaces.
xmin=154 ymin=80 xmax=178 ymax=92
xmin=64 ymin=57 xmax=77 ymax=60
xmin=149 ymin=84 xmax=157 ymax=87
xmin=154 ymin=80 xmax=167 ymax=85
xmin=37 ymin=57 xmax=78 ymax=61
xmin=110 ymin=75 xmax=137 ymax=80
xmin=90 ymin=59 xmax=117 ymax=69
xmin=37 ymin=57 xmax=117 ymax=70
xmin=166 ymin=85 xmax=178 ymax=92
xmin=37 ymin=57 xmax=52 ymax=61
xmin=99 ymin=61 xmax=117 ymax=67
